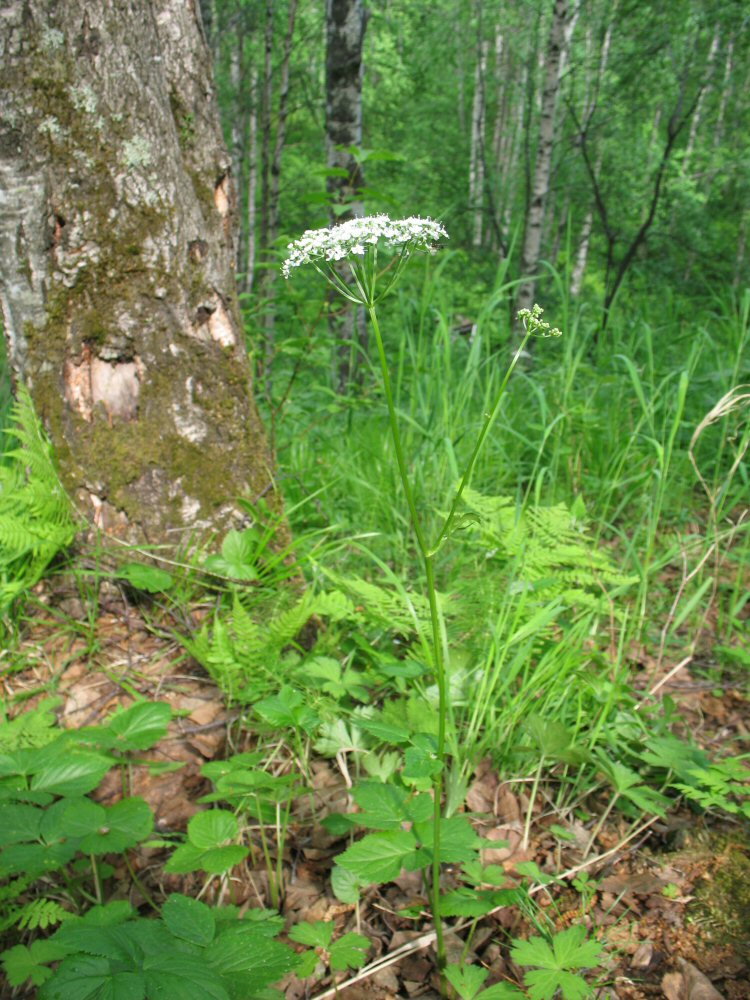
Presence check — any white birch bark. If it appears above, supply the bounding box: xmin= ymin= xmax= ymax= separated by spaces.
xmin=516 ymin=0 xmax=571 ymax=320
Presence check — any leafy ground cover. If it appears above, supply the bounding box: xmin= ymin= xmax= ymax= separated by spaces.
xmin=1 ymin=276 xmax=748 ymax=999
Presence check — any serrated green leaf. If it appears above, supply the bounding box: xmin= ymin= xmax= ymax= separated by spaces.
xmin=30 ymin=751 xmax=112 ymax=797
xmin=60 ymin=797 xmax=106 ymax=838
xmin=38 ymin=956 xmax=146 ymax=1000
xmin=511 ymin=935 xmax=554 ymax=969
xmin=446 ymin=963 xmax=488 ymax=1000
xmin=188 ymin=809 xmax=238 ymax=848
xmin=551 ymin=926 xmax=602 ymax=969
xmin=413 ymin=814 xmax=480 ymax=864
xmin=288 ymin=920 xmax=333 ymax=949
xmin=354 ymin=717 xmax=413 ymax=744
xmin=117 ymin=563 xmax=174 ymax=594
xmin=144 ymin=952 xmax=229 ymax=1000
xmin=254 ymin=686 xmax=317 ymax=730
xmin=525 ymin=968 xmax=593 ymax=1000
xmin=0 ymin=841 xmax=76 ymax=878
xmin=478 ymin=984 xmax=525 ymax=999
xmin=166 ymin=842 xmax=249 ymax=875
xmin=1 ymin=939 xmax=66 ymax=987
xmin=329 ymin=932 xmax=369 ymax=971
xmin=350 ymin=782 xmax=431 ymax=830
xmin=330 ymin=863 xmax=364 ymax=903
xmin=162 ymin=894 xmax=216 ymax=946
xmin=337 ymin=829 xmax=424 ymax=883
xmin=2 ymin=803 xmax=43 ymax=843
xmin=206 ymin=923 xmax=296 ymax=984
xmin=81 ymin=798 xmax=154 ymax=854
xmin=107 ymin=702 xmax=172 ymax=751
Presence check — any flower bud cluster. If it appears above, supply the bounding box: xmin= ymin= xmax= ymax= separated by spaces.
xmin=282 ymin=215 xmax=448 ymax=278
xmin=517 ymin=304 xmax=562 ymax=338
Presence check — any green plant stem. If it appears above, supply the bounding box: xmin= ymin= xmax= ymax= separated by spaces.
xmin=367 ymin=303 xmax=447 ymax=983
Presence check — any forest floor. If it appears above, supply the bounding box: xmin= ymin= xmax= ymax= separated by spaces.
xmin=4 ymin=580 xmax=749 ymax=1000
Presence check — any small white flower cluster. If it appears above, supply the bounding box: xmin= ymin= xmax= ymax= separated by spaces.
xmin=282 ymin=215 xmax=448 ymax=278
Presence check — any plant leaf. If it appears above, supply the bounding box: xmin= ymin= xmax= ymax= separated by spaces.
xmin=188 ymin=809 xmax=238 ymax=849
xmin=162 ymin=894 xmax=216 ymax=947
xmin=329 ymin=932 xmax=369 ymax=971
xmin=288 ymin=920 xmax=333 ymax=949
xmin=106 ymin=702 xmax=172 ymax=751
xmin=337 ymin=829 xmax=425 ymax=883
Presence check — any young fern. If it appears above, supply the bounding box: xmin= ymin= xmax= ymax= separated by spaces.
xmin=458 ymin=486 xmax=636 ymax=615
xmin=0 ymin=388 xmax=77 ymax=616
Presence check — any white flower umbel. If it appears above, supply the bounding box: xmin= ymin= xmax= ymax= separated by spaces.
xmin=282 ymin=214 xmax=448 ymax=305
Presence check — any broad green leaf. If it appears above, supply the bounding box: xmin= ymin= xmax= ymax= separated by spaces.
xmin=524 ymin=968 xmax=593 ymax=1000
xmin=188 ymin=809 xmax=238 ymax=849
xmin=413 ymin=814 xmax=481 ymax=864
xmin=337 ymin=829 xmax=425 ymax=883
xmin=329 ymin=932 xmax=369 ymax=971
xmin=117 ymin=563 xmax=174 ymax=594
xmin=204 ymin=529 xmax=259 ymax=580
xmin=254 ymin=686 xmax=317 ymax=730
xmin=440 ymin=889 xmax=514 ymax=918
xmin=551 ymin=926 xmax=603 ymax=969
xmin=350 ymin=782 xmax=431 ymax=830
xmin=30 ymin=751 xmax=112 ymax=797
xmin=61 ymin=798 xmax=106 ymax=838
xmin=478 ymin=985 xmax=524 ymax=999
xmin=107 ymin=702 xmax=172 ymax=751
xmin=288 ymin=920 xmax=334 ymax=949
xmin=373 ymin=659 xmax=425 ymax=680
xmin=510 ymin=936 xmax=555 ymax=969
xmin=1 ymin=939 xmax=66 ymax=987
xmin=206 ymin=923 xmax=296 ymax=983
xmin=166 ymin=842 xmax=249 ymax=875
xmin=38 ymin=956 xmax=145 ymax=1000
xmin=144 ymin=952 xmax=229 ymax=1000
xmin=446 ymin=963 xmax=488 ymax=999
xmin=0 ymin=841 xmax=76 ymax=878
xmin=80 ymin=798 xmax=154 ymax=854
xmin=162 ymin=894 xmax=216 ymax=946
xmin=2 ymin=803 xmax=43 ymax=843
xmin=330 ymin=863 xmax=365 ymax=903
xmin=354 ymin=716 xmax=413 ymax=744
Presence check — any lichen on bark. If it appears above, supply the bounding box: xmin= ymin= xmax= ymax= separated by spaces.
xmin=0 ymin=0 xmax=282 ymax=549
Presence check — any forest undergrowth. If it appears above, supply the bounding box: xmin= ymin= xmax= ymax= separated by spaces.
xmin=1 ymin=269 xmax=748 ymax=999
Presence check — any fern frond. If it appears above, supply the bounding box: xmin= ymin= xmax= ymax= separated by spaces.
xmin=16 ymin=897 xmax=71 ymax=931
xmin=0 ymin=387 xmax=77 ymax=616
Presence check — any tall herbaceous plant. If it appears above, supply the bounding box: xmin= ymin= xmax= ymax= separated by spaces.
xmin=284 ymin=215 xmax=561 ymax=981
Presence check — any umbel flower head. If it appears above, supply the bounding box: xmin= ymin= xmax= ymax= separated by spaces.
xmin=282 ymin=214 xmax=448 ymax=279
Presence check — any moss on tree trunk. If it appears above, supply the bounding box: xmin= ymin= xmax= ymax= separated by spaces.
xmin=0 ymin=0 xmax=282 ymax=548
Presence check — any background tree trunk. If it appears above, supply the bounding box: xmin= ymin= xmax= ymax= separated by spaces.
xmin=0 ymin=0 xmax=280 ymax=548
xmin=516 ymin=0 xmax=570 ymax=322
xmin=326 ymin=0 xmax=367 ymax=391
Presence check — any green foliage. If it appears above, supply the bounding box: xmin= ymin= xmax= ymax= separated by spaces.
xmin=165 ymin=810 xmax=249 ymax=876
xmin=0 ymin=701 xmax=171 ymax=931
xmin=290 ymin=920 xmax=370 ymax=974
xmin=510 ymin=926 xmax=603 ymax=1000
xmin=458 ymin=487 xmax=636 ymax=617
xmin=180 ymin=588 xmax=353 ymax=703
xmin=2 ymin=898 xmax=297 ymax=999
xmin=0 ymin=387 xmax=77 ymax=620
xmin=446 ymin=963 xmax=522 ymax=999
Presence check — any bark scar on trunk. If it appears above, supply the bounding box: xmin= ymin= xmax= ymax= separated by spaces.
xmin=64 ymin=349 xmax=143 ymax=422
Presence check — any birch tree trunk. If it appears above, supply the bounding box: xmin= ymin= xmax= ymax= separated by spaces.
xmin=469 ymin=36 xmax=489 ymax=248
xmin=0 ymin=0 xmax=280 ymax=548
xmin=325 ymin=0 xmax=367 ymax=390
xmin=516 ymin=0 xmax=570 ymax=321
